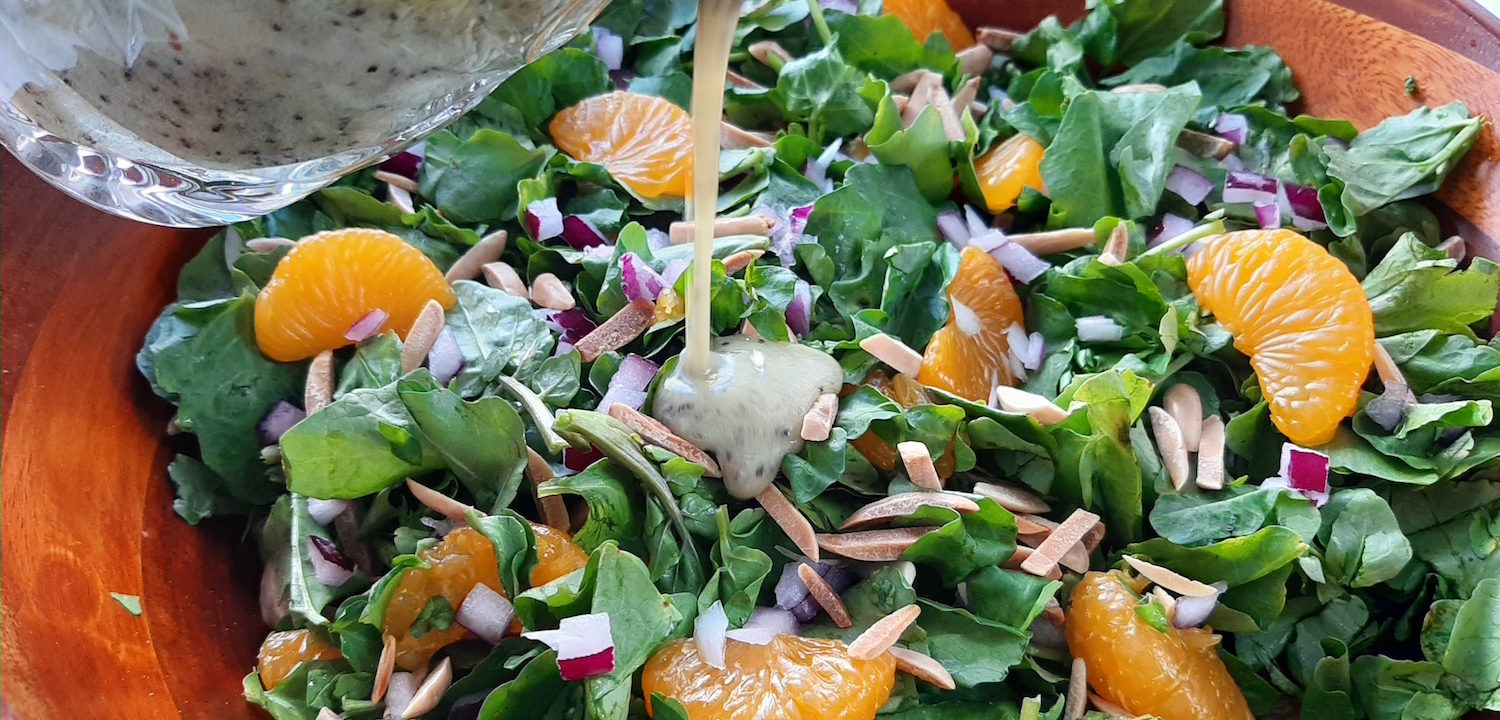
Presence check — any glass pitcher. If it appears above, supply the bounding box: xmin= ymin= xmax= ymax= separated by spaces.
xmin=0 ymin=0 xmax=610 ymax=227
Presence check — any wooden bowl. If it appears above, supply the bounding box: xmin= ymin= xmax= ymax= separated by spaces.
xmin=2 ymin=2 xmax=1496 ymax=718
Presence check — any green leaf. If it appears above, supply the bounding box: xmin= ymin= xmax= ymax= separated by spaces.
xmin=901 ymin=498 xmax=1019 ymax=587
xmin=1300 ymin=640 xmax=1358 ymax=720
xmin=864 ymin=94 xmax=958 ymax=203
xmin=781 ymin=428 xmax=860 ymax=503
xmin=1150 ymin=485 xmax=1320 ymax=546
xmin=966 ymin=566 xmax=1062 ymax=630
xmin=468 ymin=510 xmax=539 ymax=597
xmin=176 ymin=233 xmax=241 ymax=302
xmin=1050 ymin=370 xmax=1152 ymax=544
xmin=1379 ymin=330 xmax=1500 ymax=399
xmin=109 ymin=592 xmax=142 ymax=616
xmin=772 ymin=45 xmax=880 ymax=144
xmin=1103 ymin=43 xmax=1296 ymax=122
xmin=166 ymin=454 xmax=253 ymax=524
xmin=281 ymin=382 xmax=444 ymax=500
xmin=1442 ymin=578 xmax=1500 ymax=706
xmin=700 ymin=507 xmax=774 ymax=626
xmin=1327 ymin=102 xmax=1484 ymax=217
xmin=540 ymin=459 xmax=647 ymax=556
xmin=1078 ymin=0 xmax=1225 ymax=67
xmin=445 ymin=281 xmax=557 ymax=396
xmin=1318 ymin=488 xmax=1413 ymax=588
xmin=1408 ymin=502 xmax=1500 ymax=600
xmin=334 ymin=332 xmax=403 ymax=397
xmin=409 ymin=595 xmax=456 ymax=638
xmin=397 ymin=371 xmax=529 ymax=511
xmin=914 ymin=598 xmax=1030 ymax=688
xmin=1350 ymin=656 xmax=1463 ymax=720
xmin=1288 ymin=596 xmax=1369 ymax=684
xmin=419 ymin=128 xmax=554 ymax=224
xmin=476 ymin=651 xmax=571 ymax=720
xmin=829 ymin=13 xmax=959 ymax=79
xmin=1129 ymin=526 xmax=1307 ymax=630
xmin=1363 ymin=234 xmax=1500 ymax=337
xmin=265 ymin=495 xmax=367 ymax=626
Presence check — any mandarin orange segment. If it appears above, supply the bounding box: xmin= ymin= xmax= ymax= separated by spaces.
xmin=883 ymin=0 xmax=975 ymax=49
xmin=257 ymin=628 xmax=343 ymax=691
xmin=641 ymin=634 xmax=896 ymax=720
xmin=1185 ymin=229 xmax=1374 ymax=446
xmin=1067 ymin=571 xmax=1253 ymax=720
xmin=532 ymin=521 xmax=590 ymax=586
xmin=917 ymin=246 xmax=1025 ymax=401
xmin=974 ymin=134 xmax=1046 ymax=214
xmin=549 ymin=91 xmax=693 ymax=201
xmin=253 ymin=228 xmax=456 ymax=363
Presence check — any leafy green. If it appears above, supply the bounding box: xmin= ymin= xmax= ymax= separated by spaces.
xmin=445 ymin=280 xmax=558 ymax=396
xmin=397 ymin=372 xmax=529 ymax=511
xmin=966 ymin=566 xmax=1062 ymax=630
xmin=419 ymin=128 xmax=554 ymax=224
xmin=1050 ymin=370 xmax=1153 ymax=544
xmin=539 ymin=459 xmax=648 ymax=556
xmin=1150 ymin=485 xmax=1319 ymax=546
xmin=1379 ymin=330 xmax=1500 ymax=399
xmin=1440 ymin=578 xmax=1500 ymax=708
xmin=1318 ymin=488 xmax=1413 ymax=588
xmin=468 ymin=510 xmax=539 ymax=597
xmin=1103 ymin=43 xmax=1295 ymax=122
xmin=1077 ymin=0 xmax=1225 ymax=67
xmin=901 ymin=498 xmax=1019 ymax=587
xmin=1327 ymin=102 xmax=1484 ymax=217
xmin=1129 ymin=526 xmax=1307 ymax=630
xmin=699 ymin=507 xmax=773 ymax=626
xmin=264 ymin=495 xmax=366 ymax=626
xmin=1362 ymin=233 xmax=1500 ymax=337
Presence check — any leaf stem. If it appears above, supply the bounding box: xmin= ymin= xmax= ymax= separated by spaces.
xmin=1142 ymin=219 xmax=1225 ymax=257
xmin=497 ymin=375 xmax=570 ymax=455
xmin=805 ymin=0 xmax=833 ymax=47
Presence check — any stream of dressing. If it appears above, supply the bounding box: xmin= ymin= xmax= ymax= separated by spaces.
xmin=653 ymin=0 xmax=841 ymax=499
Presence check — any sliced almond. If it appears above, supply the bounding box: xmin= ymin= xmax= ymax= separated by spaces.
xmin=607 ymin=403 xmax=722 ymax=477
xmin=1098 ymin=223 xmax=1130 ymax=266
xmin=889 ymin=646 xmax=956 ymax=690
xmin=530 ymin=272 xmax=575 ymax=311
xmin=1163 ymin=384 xmax=1204 ymax=452
xmin=1196 ymin=415 xmax=1226 ymax=491
xmin=897 ymin=441 xmax=942 ymax=490
xmin=758 ymin=484 xmax=820 ymax=562
xmin=840 ymin=492 xmax=980 ymax=530
xmin=1109 ymin=83 xmax=1167 ymax=94
xmin=575 ymin=299 xmax=655 ymax=362
xmin=317 ymin=708 xmax=341 ymax=720
xmin=722 ymin=249 xmax=765 ymax=275
xmin=956 ymin=45 xmax=994 ymax=77
xmin=245 ymin=236 xmax=296 ymax=253
xmin=1043 ymin=598 xmax=1065 ymax=626
xmin=799 ymin=392 xmax=838 ymax=442
xmin=400 ymin=299 xmax=446 ymax=373
xmin=1122 ymin=555 xmax=1218 ymax=597
xmin=445 ymin=230 xmax=508 ymax=283
xmin=1436 ymin=235 xmax=1466 ymax=262
xmin=971 ymin=481 xmax=1051 ymax=514
xmin=859 ymin=332 xmax=923 ymax=377
xmin=1014 ymin=514 xmax=1054 ymax=538
xmin=406 ymin=478 xmax=474 ymax=521
xmin=1021 ymin=509 xmax=1100 ymax=579
xmin=952 ymin=77 xmax=981 ymax=119
xmin=892 ymin=94 xmax=910 ymax=114
xmin=902 ymin=72 xmax=942 ymax=129
xmin=371 ymin=634 xmax=397 ymax=703
xmin=1058 ymin=542 xmax=1091 ymax=574
xmin=1065 ymin=658 xmax=1088 ymax=720
xmin=748 ymin=40 xmax=792 ymax=69
xmin=1372 ymin=342 xmax=1405 ymax=388
xmin=1147 ymin=406 xmax=1191 ymax=491
xmin=740 ymin=319 xmax=762 ymax=340
xmin=890 ymin=68 xmax=927 ymax=94
xmin=1007 ymin=228 xmax=1097 ymax=255
xmin=967 ymin=100 xmax=988 ymax=119
xmin=817 ymin=528 xmax=934 ymax=561
xmin=373 ymin=170 xmax=419 ymax=194
xmin=932 ymin=87 xmax=966 ymax=143
xmin=725 ymin=69 xmax=766 ymax=91
xmin=1151 ymin=586 xmax=1178 ymax=625
xmin=1177 ymin=129 xmax=1234 ymax=160
xmin=991 ymin=386 xmax=1069 ymax=425
xmin=976 ymin=26 xmax=1023 ymax=52
xmin=847 ymin=604 xmax=921 ymax=660
xmin=668 ymin=214 xmax=775 ymax=244
xmin=305 ymin=350 xmax=335 ymax=415
xmin=1089 ymin=693 xmax=1131 ymax=717
xmin=798 ymin=563 xmax=852 ymax=628
xmin=721 ymin=121 xmax=775 ymax=149
xmin=481 ymin=261 xmax=529 ymax=298
xmin=386 ymin=183 xmax=416 ymax=214
xmin=527 ymin=448 xmax=570 ymax=530
xmin=1005 ymin=546 xmax=1061 ymax=580
xmin=402 ymin=656 xmax=452 ymax=719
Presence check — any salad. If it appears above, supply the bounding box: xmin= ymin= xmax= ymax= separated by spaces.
xmin=135 ymin=0 xmax=1499 ymax=718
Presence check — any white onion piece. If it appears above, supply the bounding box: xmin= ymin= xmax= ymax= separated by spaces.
xmin=695 ymin=601 xmax=729 ymax=669
xmin=384 ymin=672 xmax=418 ymax=720
xmin=1222 ymin=171 xmax=1278 ymax=205
xmin=744 ymin=607 xmax=800 ymax=637
xmin=345 ymin=308 xmax=390 ymax=342
xmin=306 ymin=498 xmax=352 ymax=526
xmin=457 ymin=583 xmax=516 ymax=644
xmin=597 ymin=387 xmax=648 ymax=413
xmin=427 ymin=327 xmax=463 ymax=386
xmin=1213 ymin=113 xmax=1248 ymax=145
xmin=964 ymin=205 xmax=989 ymax=238
xmin=1221 ymin=153 xmax=1246 ymax=171
xmin=1022 ymin=331 xmax=1045 ymax=371
xmin=1165 ymin=165 xmax=1214 ymax=205
xmin=526 ymin=198 xmax=564 ymax=241
xmin=1253 ymin=201 xmax=1279 ymax=230
xmin=937 ymin=211 xmax=971 ymax=248
xmin=258 ymin=401 xmax=307 ymax=444
xmin=646 ymin=227 xmax=671 ymax=251
xmin=306 ymin=536 xmax=355 ymax=587
xmin=523 ymin=613 xmax=617 ymax=681
xmin=1075 ymin=315 xmax=1125 ymax=342
xmin=1005 ymin=324 xmax=1029 ymax=362
xmin=593 ymin=27 xmax=625 ymax=71
xmin=1172 ymin=582 xmax=1228 ymax=628
xmin=1149 ymin=213 xmax=1195 ymax=248
xmin=989 ymin=241 xmax=1051 ymax=284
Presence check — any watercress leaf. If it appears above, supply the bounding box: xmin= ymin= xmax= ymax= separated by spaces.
xmin=1362 ymin=234 xmax=1500 ymax=337
xmin=1327 ymin=102 xmax=1484 ymax=218
xmin=1318 ymin=488 xmax=1413 ymax=588
xmin=419 ymin=128 xmax=554 ymax=224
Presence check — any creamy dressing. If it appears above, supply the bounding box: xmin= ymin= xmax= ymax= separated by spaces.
xmin=655 ymin=336 xmax=842 ymax=498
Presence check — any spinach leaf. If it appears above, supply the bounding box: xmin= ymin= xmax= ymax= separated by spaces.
xmin=445 ymin=281 xmax=557 ymax=396
xmin=1326 ymin=102 xmax=1483 ymax=217
xmin=397 ymin=372 xmax=529 ymax=511
xmin=540 ymin=459 xmax=648 ymax=556
xmin=334 ymin=332 xmax=402 ymax=397
xmin=965 ymin=566 xmax=1063 ymax=630
xmin=468 ymin=510 xmax=539 ymax=597
xmin=1150 ymin=485 xmax=1319 ymax=546
xmin=1350 ymin=656 xmax=1464 ymax=720
xmin=901 ymin=498 xmax=1019 ymax=587
xmin=699 ymin=507 xmax=774 ymax=626
xmin=771 ymin=45 xmax=882 ymax=144
xmin=829 ymin=13 xmax=959 ymax=79
xmin=1408 ymin=502 xmax=1500 ymax=600
xmin=913 ymin=598 xmax=1030 ymax=688
xmin=1441 ymin=578 xmax=1500 ymax=708
xmin=584 ymin=543 xmax=687 ymax=719
xmin=419 ymin=128 xmax=554 ymax=224
xmin=1129 ymin=526 xmax=1306 ymax=630
xmin=1362 ymin=234 xmax=1500 ymax=338
xmin=264 ymin=495 xmax=366 ymax=626
xmin=166 ymin=454 xmax=254 ymax=524
xmin=476 ymin=651 xmax=572 ymax=720
xmin=1318 ymin=488 xmax=1413 ymax=588
xmin=1379 ymin=330 xmax=1500 ymax=399
xmin=281 ymin=380 xmax=444 ymax=500
xmin=491 ymin=48 xmax=612 ymax=133
xmin=1102 ymin=43 xmax=1295 ymax=122
xmin=1077 ymin=0 xmax=1224 ymax=67
xmin=1050 ymin=370 xmax=1153 ymax=544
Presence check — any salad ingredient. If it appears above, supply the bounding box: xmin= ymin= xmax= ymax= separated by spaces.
xmin=385 ymin=673 xmax=418 ymax=720
xmin=882 ymin=0 xmax=975 ymax=49
xmin=839 ymin=492 xmax=980 ymax=531
xmin=344 ymin=309 xmax=390 ymax=343
xmin=641 ymin=633 xmax=896 ymax=720
xmin=455 ymin=583 xmax=516 ymax=645
xmin=696 ymin=601 xmax=731 ymax=669
xmin=575 ymin=298 xmax=655 ymax=361
xmin=1186 ymin=229 xmax=1375 ymax=446
xmin=1148 ymin=406 xmax=1192 ymax=490
xmin=607 ymin=403 xmax=723 ymax=476
xmin=887 ymin=646 xmax=956 ymax=689
xmin=372 ymin=635 xmax=397 ymax=703
xmin=756 ymin=485 xmax=820 ymax=561
xmin=990 ymin=385 xmax=1068 ymax=424
xmin=304 ymin=351 xmax=334 ymax=414
xmin=549 ymin=91 xmax=693 ymax=201
xmin=917 ymin=246 xmax=1025 ymax=400
xmin=258 ymin=401 xmax=306 ymax=444
xmin=529 ymin=273 xmax=575 ymax=311
xmin=1195 ymin=415 xmax=1226 ymax=490
xmin=443 ymin=230 xmax=509 ymax=283
xmin=897 ymin=440 xmax=942 ymax=489
xmin=481 ymin=262 xmax=529 ymax=298
xmin=256 ymin=629 xmax=342 ymax=691
xmin=654 ymin=336 xmax=842 ymax=498
xmin=859 ymin=332 xmax=924 ymax=377
xmin=798 ymin=563 xmax=853 ymax=627
xmin=816 ymin=527 xmax=934 ymax=561
xmin=403 ymin=657 xmax=454 ymax=718
xmin=972 ymin=481 xmax=1050 ymax=515
xmin=798 ymin=392 xmax=838 ymax=442
xmin=1067 ymin=571 xmax=1252 ymax=720
xmin=398 ymin=299 xmax=445 ymax=373
xmin=846 ymin=604 xmax=922 ymax=659
xmin=1163 ymin=384 xmax=1204 ymax=451
xmin=1121 ymin=555 xmax=1218 ymax=597
xmin=1020 ymin=509 xmax=1101 ymax=578
xmin=253 ymin=229 xmax=455 ymax=362
xmin=848 ymin=370 xmax=958 ymax=480
xmin=522 ymin=612 xmax=618 ymax=681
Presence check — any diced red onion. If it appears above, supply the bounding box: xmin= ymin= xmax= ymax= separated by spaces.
xmin=725 ymin=625 xmax=779 ymax=646
xmin=964 ymin=206 xmax=989 ymax=238
xmin=1075 ymin=315 xmax=1125 ymax=342
xmin=661 ymin=258 xmax=690 ymax=288
xmin=526 ymin=198 xmax=564 ymax=241
xmin=1277 ymin=182 xmax=1328 ymax=232
xmin=561 ymin=216 xmax=608 ymax=249
xmin=259 ymin=401 xmax=306 ymax=444
xmin=1022 ymin=331 xmax=1045 ymax=371
xmin=307 ymin=536 xmax=355 ymax=587
xmin=1223 ymin=171 xmax=1279 ymax=205
xmin=378 ymin=150 xmax=422 ymax=179
xmin=1269 ymin=443 xmax=1331 ymax=507
xmin=695 ymin=600 xmax=729 ymax=669
xmin=523 ymin=612 xmax=617 ymax=681
xmin=546 ymin=308 xmax=598 ymax=345
xmin=1366 ymin=381 xmax=1410 ymax=432
xmin=385 ymin=673 xmax=418 ymax=720
xmin=804 ymin=139 xmax=843 ymax=187
xmin=786 ymin=280 xmax=812 ymax=337
xmin=621 ymin=252 xmax=667 ymax=302
xmin=1166 ymin=165 xmax=1214 ymax=206
xmin=595 ymin=386 xmax=646 ymax=413
xmin=774 ymin=560 xmax=854 ymax=622
xmin=774 ymin=562 xmax=813 ymax=615
xmin=969 ymin=229 xmax=1007 ymax=253
xmin=1253 ymin=201 xmax=1279 ymax=230
xmin=555 ymin=340 xmax=576 ymax=357
xmin=1148 ymin=214 xmax=1195 ymax=248
xmin=345 ymin=309 xmax=389 ymax=342
xmin=592 ymin=27 xmax=625 ymax=71
xmin=1221 ymin=153 xmax=1246 ymax=172
xmin=599 ymin=354 xmax=658 ymax=411
xmin=989 ymin=241 xmax=1051 ymax=284
xmin=564 ymin=446 xmax=604 ymax=472
xmin=744 ymin=607 xmax=801 ymax=637
xmin=646 ymin=228 xmax=671 ymax=251
xmin=457 ymin=583 xmax=516 ymax=644
xmin=937 ymin=211 xmax=971 ymax=248
xmin=306 ymin=498 xmax=352 ymax=526
xmin=427 ymin=327 xmax=463 ymax=386
xmin=788 ymin=204 xmax=815 ymax=236
xmin=1213 ymin=114 xmax=1248 ymax=145
xmin=1172 ymin=582 xmax=1227 ymax=628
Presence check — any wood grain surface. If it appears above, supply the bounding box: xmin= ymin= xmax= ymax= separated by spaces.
xmin=1 ymin=1 xmax=1497 ymax=719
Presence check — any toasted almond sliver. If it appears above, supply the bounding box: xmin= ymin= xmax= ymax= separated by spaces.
xmin=758 ymin=484 xmax=820 ymax=562
xmin=1089 ymin=693 xmax=1131 ymax=717
xmin=1151 ymin=586 xmax=1178 ymax=625
xmin=575 ymin=299 xmax=655 ymax=362
xmin=1147 ymin=406 xmax=1191 ymax=491
xmin=1196 ymin=415 xmax=1226 ymax=491
xmin=890 ymin=68 xmax=927 ymax=94
xmin=1058 ymin=542 xmax=1091 ymax=574
xmin=892 ymin=94 xmax=911 ymax=114
xmin=901 ymin=72 xmax=943 ymax=129
xmin=972 ymin=481 xmax=1051 ymax=514
xmin=305 ymin=350 xmax=335 ymax=415
xmin=1005 ymin=546 xmax=1062 ymax=580
xmin=848 ymin=604 xmax=921 ymax=660
xmin=1015 ymin=513 xmax=1056 ymax=537
xmin=317 ymin=708 xmax=341 ymax=720
xmin=860 ymin=332 xmax=924 ymax=377
xmin=400 ymin=299 xmax=446 ymax=373
xmin=1065 ymin=658 xmax=1088 ymax=720
xmin=445 ymin=230 xmax=508 ymax=283
xmin=1110 ymin=83 xmax=1167 ymax=94
xmin=1372 ymin=342 xmax=1405 ymax=388
xmin=952 ymin=77 xmax=980 ymax=118
xmin=924 ymin=80 xmax=965 ymax=142
xmin=1021 ymin=509 xmax=1101 ymax=579
xmin=480 ymin=261 xmax=529 ymax=298
xmin=1122 ymin=555 xmax=1218 ymax=597
xmin=406 ymin=478 xmax=474 ymax=521
xmin=527 ymin=448 xmax=571 ymax=530
xmin=1177 ymin=129 xmax=1235 ymax=160
xmin=373 ymin=169 xmax=419 ymax=194
xmin=889 ymin=646 xmax=956 ymax=690
xmin=245 ymin=236 xmax=296 ymax=253
xmin=725 ymin=69 xmax=766 ymax=91
xmin=372 ymin=634 xmax=397 ymax=703
xmin=956 ymin=45 xmax=994 ymax=77
xmin=817 ymin=528 xmax=934 ymax=561
xmin=798 ymin=563 xmax=851 ymax=628
xmin=1008 ymin=228 xmax=1097 ymax=255
xmin=530 ymin=272 xmax=576 ymax=311
xmin=1099 ymin=223 xmax=1130 ymax=266
xmin=607 ymin=403 xmax=722 ymax=477
xmin=897 ymin=441 xmax=942 ymax=490
xmin=1163 ymin=384 xmax=1204 ymax=452
xmin=991 ymin=386 xmax=1069 ymax=425
xmin=748 ymin=40 xmax=792 ymax=68
xmin=721 ymin=121 xmax=775 ymax=149
xmin=1436 ymin=235 xmax=1466 ymax=262
xmin=976 ymin=26 xmax=1023 ymax=52
xmin=800 ymin=393 xmax=838 ymax=442
xmin=668 ymin=215 xmax=775 ymax=245
xmin=386 ymin=183 xmax=416 ymax=214
xmin=840 ymin=492 xmax=981 ymax=530
xmin=402 ymin=657 xmax=453 ymax=719
xmin=722 ymin=249 xmax=765 ymax=275
xmin=1043 ymin=598 xmax=1065 ymax=626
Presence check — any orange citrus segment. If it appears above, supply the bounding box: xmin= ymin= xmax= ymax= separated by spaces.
xmin=641 ymin=634 xmax=896 ymax=720
xmin=883 ymin=0 xmax=975 ymax=49
xmin=917 ymin=246 xmax=1025 ymax=401
xmin=257 ymin=629 xmax=342 ymax=691
xmin=1067 ymin=571 xmax=1253 ymax=720
xmin=549 ymin=91 xmax=693 ymax=201
xmin=382 ymin=524 xmax=587 ymax=670
xmin=1185 ymin=229 xmax=1374 ymax=446
xmin=254 ymin=228 xmax=455 ymax=362
xmin=974 ymin=134 xmax=1046 ymax=214
xmin=850 ymin=370 xmax=955 ymax=479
